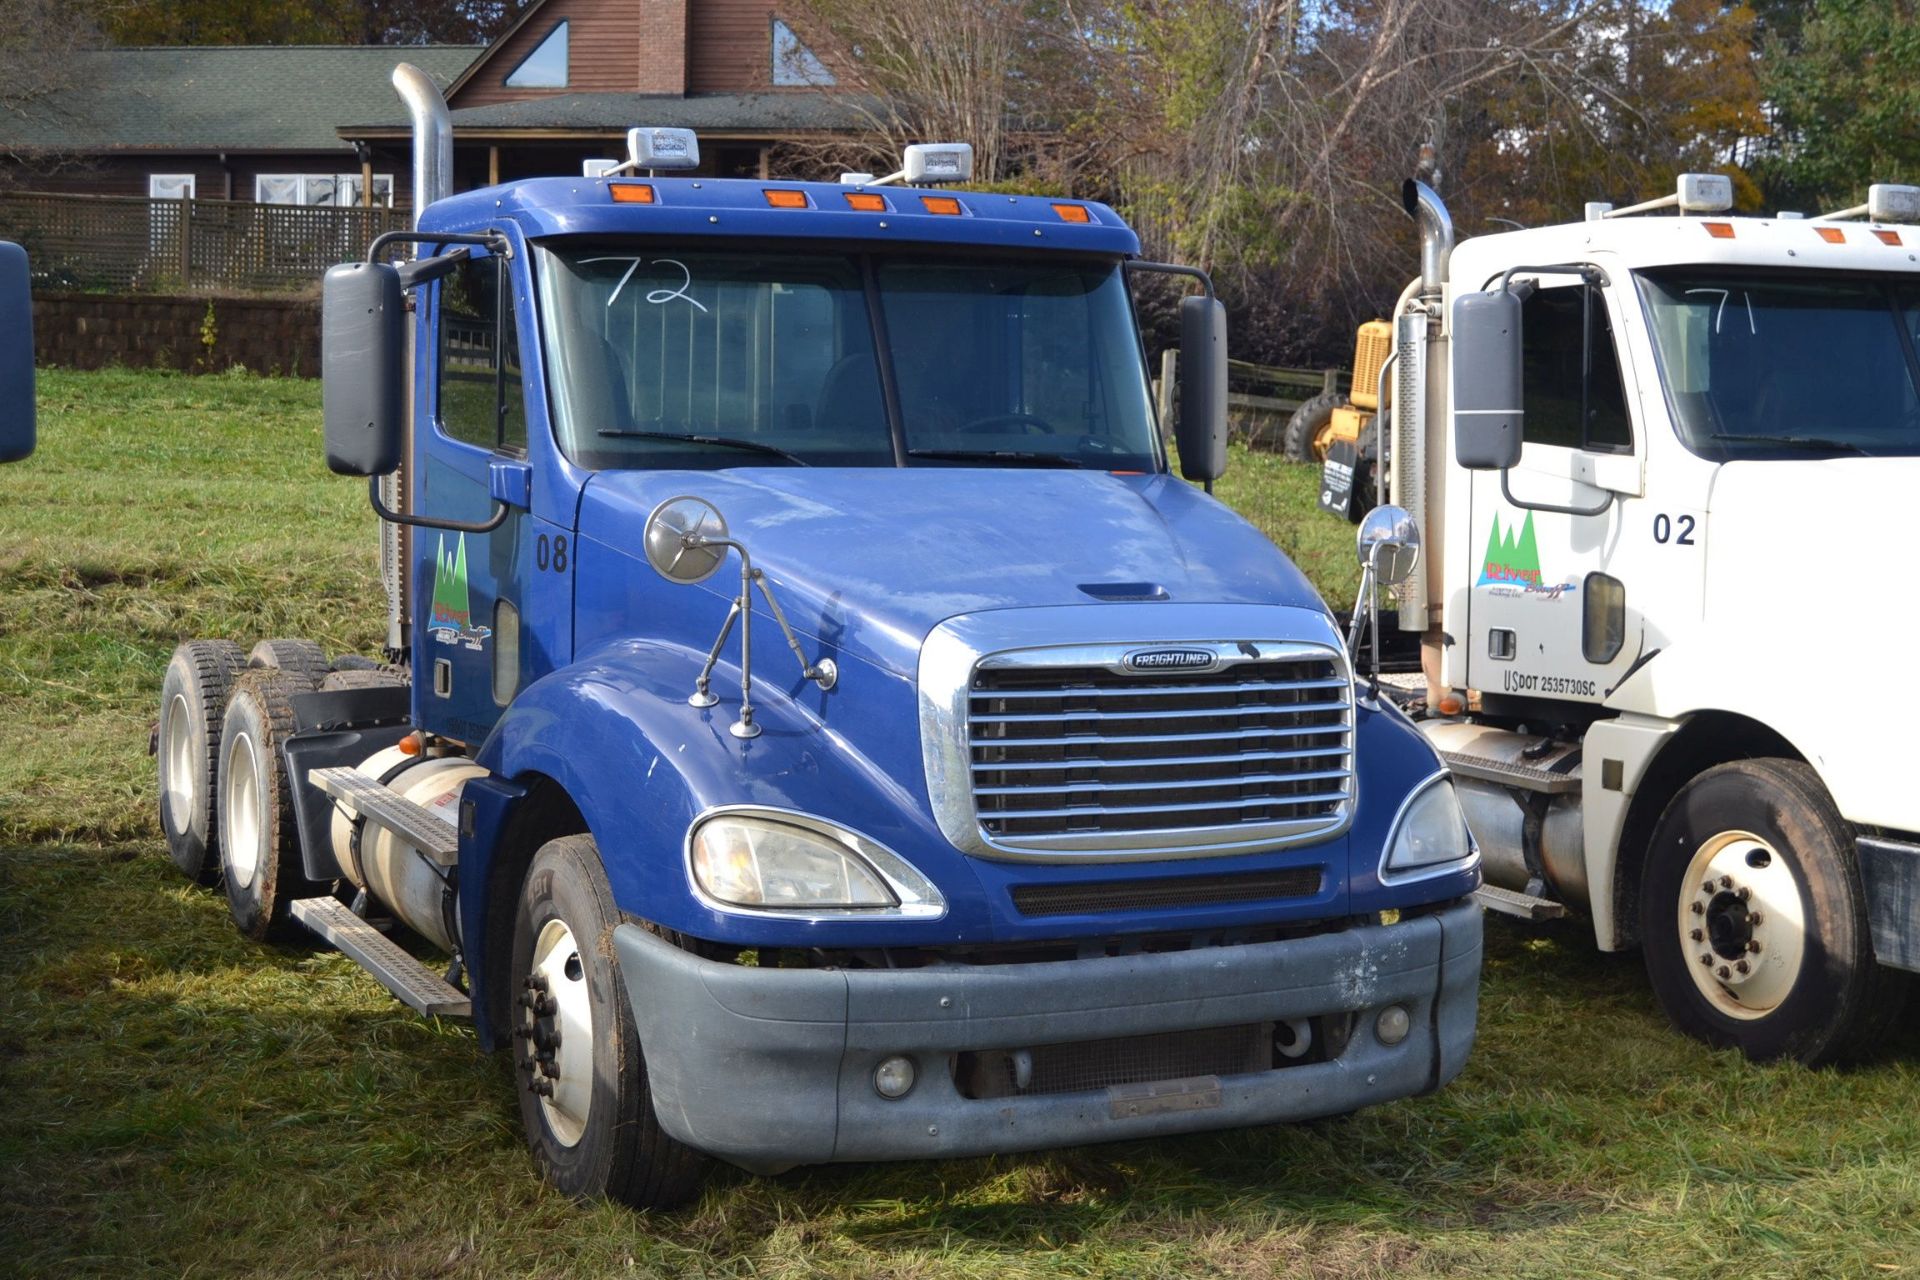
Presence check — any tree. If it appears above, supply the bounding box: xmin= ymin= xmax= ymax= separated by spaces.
xmin=1756 ymin=0 xmax=1920 ymax=210
xmin=94 ymin=0 xmax=534 ymax=46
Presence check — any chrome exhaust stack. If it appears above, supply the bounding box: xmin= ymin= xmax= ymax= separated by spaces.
xmin=377 ymin=63 xmax=453 ymax=653
xmin=392 ymin=63 xmax=453 ymax=228
xmin=1402 ymin=179 xmax=1454 ymax=299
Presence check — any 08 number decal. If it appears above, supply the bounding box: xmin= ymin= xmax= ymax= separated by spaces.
xmin=536 ymin=533 xmax=569 ymax=573
xmin=1652 ymin=513 xmax=1696 ymax=546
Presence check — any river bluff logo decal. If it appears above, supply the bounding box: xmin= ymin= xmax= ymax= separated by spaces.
xmin=1477 ymin=511 xmax=1578 ymax=598
xmin=429 ymin=533 xmax=493 ymax=649
xmin=1478 ymin=512 xmax=1542 ymax=587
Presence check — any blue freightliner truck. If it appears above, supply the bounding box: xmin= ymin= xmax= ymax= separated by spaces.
xmin=152 ymin=68 xmax=1483 ymax=1208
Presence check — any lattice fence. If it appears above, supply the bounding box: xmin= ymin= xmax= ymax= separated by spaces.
xmin=0 ymin=192 xmax=409 ymax=295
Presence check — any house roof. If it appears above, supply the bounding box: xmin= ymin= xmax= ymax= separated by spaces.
xmin=339 ymin=91 xmax=878 ymax=141
xmin=1 ymin=46 xmax=482 ymax=154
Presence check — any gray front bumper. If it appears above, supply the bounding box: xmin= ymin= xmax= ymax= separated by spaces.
xmin=615 ymin=900 xmax=1482 ymax=1173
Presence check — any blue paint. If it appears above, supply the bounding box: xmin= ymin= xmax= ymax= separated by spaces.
xmin=393 ymin=174 xmax=1477 ymax=1086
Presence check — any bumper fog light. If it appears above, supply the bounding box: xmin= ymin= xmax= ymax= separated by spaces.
xmin=874 ymin=1055 xmax=916 ymax=1099
xmin=1376 ymin=1004 xmax=1411 ymax=1046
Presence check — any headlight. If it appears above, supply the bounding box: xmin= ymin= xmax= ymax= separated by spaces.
xmin=688 ymin=810 xmax=945 ymax=916
xmin=1382 ymin=777 xmax=1475 ymax=877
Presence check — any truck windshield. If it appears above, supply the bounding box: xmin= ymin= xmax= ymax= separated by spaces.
xmin=1638 ymin=270 xmax=1920 ymax=458
xmin=537 ymin=245 xmax=1162 ymax=471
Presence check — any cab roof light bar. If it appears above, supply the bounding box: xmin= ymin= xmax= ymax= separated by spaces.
xmin=1818 ymin=183 xmax=1920 ymax=224
xmin=1600 ymin=173 xmax=1734 ymax=219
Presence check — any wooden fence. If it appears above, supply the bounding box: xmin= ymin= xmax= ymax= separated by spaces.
xmin=0 ymin=192 xmax=409 ymax=295
xmin=1155 ymin=353 xmax=1348 ymax=452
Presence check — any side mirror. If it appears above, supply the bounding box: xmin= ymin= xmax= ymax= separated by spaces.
xmin=1356 ymin=504 xmax=1421 ymax=585
xmin=1176 ymin=294 xmax=1228 ymax=482
xmin=322 ymin=260 xmax=406 ymax=476
xmin=1451 ymin=288 xmax=1523 ymax=471
xmin=0 ymin=241 xmax=35 ymax=464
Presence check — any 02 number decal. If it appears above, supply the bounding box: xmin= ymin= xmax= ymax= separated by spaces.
xmin=1652 ymin=513 xmax=1696 ymax=546
xmin=535 ymin=533 xmax=569 ymax=573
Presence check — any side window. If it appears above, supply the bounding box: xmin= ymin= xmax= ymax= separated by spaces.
xmin=437 ymin=255 xmax=526 ymax=452
xmin=1521 ymin=284 xmax=1632 ymax=453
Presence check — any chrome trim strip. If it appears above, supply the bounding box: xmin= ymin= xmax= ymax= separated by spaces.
xmin=684 ymin=804 xmax=948 ymax=921
xmin=974 ymin=768 xmax=1351 ymax=797
xmin=1375 ymin=771 xmax=1481 ymax=885
xmin=918 ymin=603 xmax=1356 ymax=863
xmin=972 ymin=745 xmax=1348 ymax=772
xmin=971 ymin=697 xmax=1350 ymax=724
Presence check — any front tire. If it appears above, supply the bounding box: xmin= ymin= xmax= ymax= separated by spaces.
xmin=511 ymin=835 xmax=708 ymax=1210
xmin=1640 ymin=759 xmax=1903 ymax=1065
xmin=217 ymin=668 xmax=322 ymax=941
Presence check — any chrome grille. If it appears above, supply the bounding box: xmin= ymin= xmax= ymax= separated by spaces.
xmin=964 ymin=642 xmax=1353 ymax=856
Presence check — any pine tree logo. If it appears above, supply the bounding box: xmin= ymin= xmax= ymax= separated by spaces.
xmin=1477 ymin=512 xmax=1543 ymax=587
xmin=428 ymin=533 xmax=492 ymax=647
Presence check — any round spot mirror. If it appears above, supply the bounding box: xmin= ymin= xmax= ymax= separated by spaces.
xmin=1356 ymin=504 xmax=1421 ymax=586
xmin=643 ymin=495 xmax=731 ymax=585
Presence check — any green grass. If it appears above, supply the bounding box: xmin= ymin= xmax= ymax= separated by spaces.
xmin=5 ymin=369 xmax=1920 ymax=1278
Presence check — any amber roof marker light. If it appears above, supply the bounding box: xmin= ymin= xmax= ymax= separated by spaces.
xmin=610 ymin=183 xmax=655 ymax=204
xmin=1051 ymin=203 xmax=1092 ymax=223
xmin=764 ymin=189 xmax=810 ymax=209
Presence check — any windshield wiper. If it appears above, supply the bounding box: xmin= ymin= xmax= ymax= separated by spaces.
xmin=906 ymin=448 xmax=1092 ymax=469
xmin=1709 ymin=432 xmax=1873 ymax=456
xmin=595 ymin=428 xmax=810 ymax=466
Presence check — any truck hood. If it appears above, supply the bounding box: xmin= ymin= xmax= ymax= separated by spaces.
xmin=577 ymin=468 xmax=1327 ymax=677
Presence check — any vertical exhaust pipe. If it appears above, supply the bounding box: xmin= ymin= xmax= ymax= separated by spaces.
xmin=392 ymin=63 xmax=453 ymax=227
xmin=377 ymin=64 xmax=451 ymax=653
xmin=1402 ymin=179 xmax=1453 ymax=298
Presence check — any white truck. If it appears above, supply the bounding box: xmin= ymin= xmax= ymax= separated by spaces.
xmin=1364 ymin=175 xmax=1919 ymax=1065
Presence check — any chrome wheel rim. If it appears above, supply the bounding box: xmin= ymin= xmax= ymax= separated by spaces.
xmin=529 ymin=918 xmax=594 ymax=1147
xmin=1676 ymin=829 xmax=1806 ymax=1020
xmin=223 ymin=731 xmax=263 ymax=889
xmin=162 ymin=693 xmax=195 ymax=831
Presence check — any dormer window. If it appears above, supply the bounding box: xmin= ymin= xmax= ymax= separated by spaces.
xmin=771 ymin=18 xmax=833 ymax=87
xmin=506 ymin=21 xmax=569 ymax=89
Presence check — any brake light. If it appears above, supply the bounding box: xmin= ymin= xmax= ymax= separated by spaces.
xmin=920 ymin=195 xmax=963 ymax=216
xmin=610 ymin=183 xmax=655 ymax=204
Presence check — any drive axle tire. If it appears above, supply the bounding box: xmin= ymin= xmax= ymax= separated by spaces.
xmin=247 ymin=638 xmax=329 ymax=689
xmin=217 ymin=668 xmax=323 ymax=942
xmin=1640 ymin=759 xmax=1904 ymax=1066
xmin=511 ymin=835 xmax=708 ymax=1211
xmin=157 ymin=639 xmax=248 ymax=884
xmin=1282 ymin=391 xmax=1340 ymax=464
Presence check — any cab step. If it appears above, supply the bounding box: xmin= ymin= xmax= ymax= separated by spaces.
xmin=290 ymin=896 xmax=471 ymax=1017
xmin=309 ymin=765 xmax=458 ymax=865
xmin=1441 ymin=750 xmax=1580 ymax=795
xmin=1475 ymin=884 xmax=1569 ymax=922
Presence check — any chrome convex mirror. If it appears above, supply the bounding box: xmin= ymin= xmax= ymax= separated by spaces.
xmin=644 ymin=495 xmax=731 ymax=584
xmin=643 ymin=495 xmax=837 ymax=739
xmin=1348 ymin=504 xmax=1421 ymax=699
xmin=1356 ymin=503 xmax=1421 ymax=585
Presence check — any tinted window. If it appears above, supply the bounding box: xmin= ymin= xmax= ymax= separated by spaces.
xmin=437 ymin=255 xmax=525 ymax=452
xmin=1641 ymin=270 xmax=1920 ymax=458
xmin=1521 ymin=284 xmax=1631 ymax=453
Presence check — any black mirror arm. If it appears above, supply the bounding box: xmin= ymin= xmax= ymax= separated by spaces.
xmin=1499 ymin=468 xmax=1614 ymax=518
xmin=1126 ymin=260 xmax=1216 ymax=298
xmin=367 ymin=477 xmax=509 ymax=534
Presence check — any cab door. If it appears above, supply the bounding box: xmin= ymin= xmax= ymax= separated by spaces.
xmin=1465 ymin=276 xmax=1648 ymax=706
xmin=413 ymin=246 xmax=571 ymax=744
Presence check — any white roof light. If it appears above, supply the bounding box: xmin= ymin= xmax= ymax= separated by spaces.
xmin=1868 ymin=184 xmax=1920 ymax=223
xmin=902 ymin=143 xmax=973 ymax=185
xmin=838 ymin=172 xmax=877 ymax=185
xmin=582 ymin=158 xmax=620 ymax=179
xmin=626 ymin=127 xmax=700 ymax=172
xmin=1676 ymin=173 xmax=1734 ymax=214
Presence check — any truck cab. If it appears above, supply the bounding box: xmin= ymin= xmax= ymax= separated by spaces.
xmin=1374 ymin=176 xmax=1918 ymax=1066
xmin=0 ymin=239 xmax=33 ymax=463
xmin=154 ymin=68 xmax=1482 ymax=1210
